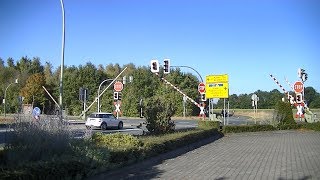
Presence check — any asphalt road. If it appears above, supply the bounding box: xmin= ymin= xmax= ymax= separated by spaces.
xmin=0 ymin=115 xmax=253 ymax=145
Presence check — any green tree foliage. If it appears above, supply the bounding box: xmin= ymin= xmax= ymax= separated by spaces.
xmin=1 ymin=56 xmax=320 ymax=116
xmin=217 ymin=89 xmax=285 ymax=109
xmin=20 ymin=73 xmax=46 ymax=109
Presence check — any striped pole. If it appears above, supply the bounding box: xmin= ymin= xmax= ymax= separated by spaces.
xmin=270 ymin=74 xmax=287 ymax=93
xmin=270 ymin=74 xmax=295 ymax=104
xmin=156 ymin=73 xmax=200 ymax=108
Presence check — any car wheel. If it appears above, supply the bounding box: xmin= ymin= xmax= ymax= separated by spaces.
xmin=86 ymin=126 xmax=91 ymax=130
xmin=101 ymin=123 xmax=107 ymax=130
xmin=118 ymin=121 xmax=123 ymax=129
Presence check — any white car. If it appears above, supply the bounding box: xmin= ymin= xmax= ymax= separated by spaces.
xmin=85 ymin=112 xmax=123 ymax=130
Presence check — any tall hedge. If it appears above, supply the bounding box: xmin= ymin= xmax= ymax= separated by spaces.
xmin=273 ymin=101 xmax=296 ymax=125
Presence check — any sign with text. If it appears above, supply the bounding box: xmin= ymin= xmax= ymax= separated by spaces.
xmin=206 ymin=74 xmax=228 ymax=83
xmin=206 ymin=74 xmax=229 ymax=98
xmin=293 ymin=81 xmax=304 ymax=93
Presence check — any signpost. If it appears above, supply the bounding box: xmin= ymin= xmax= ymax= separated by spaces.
xmin=198 ymin=82 xmax=206 ymax=94
xmin=114 ymin=81 xmax=123 ymax=92
xmin=293 ymin=81 xmax=304 ymax=93
xmin=114 ymin=101 xmax=121 ymax=119
xmin=32 ymin=107 xmax=41 ymax=120
xmin=206 ymin=74 xmax=229 ymax=125
xmin=251 ymin=94 xmax=259 ymax=124
xmin=205 ymin=74 xmax=229 ymax=99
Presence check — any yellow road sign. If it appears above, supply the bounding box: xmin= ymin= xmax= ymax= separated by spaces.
xmin=206 ymin=74 xmax=228 ymax=83
xmin=206 ymin=74 xmax=229 ymax=98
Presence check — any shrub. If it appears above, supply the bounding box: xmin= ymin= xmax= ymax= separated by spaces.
xmin=273 ymin=101 xmax=296 ymax=125
xmin=0 ymin=115 xmax=111 ymax=179
xmin=144 ymin=97 xmax=176 ymax=134
xmin=198 ymin=120 xmax=221 ymax=129
xmin=92 ymin=132 xmax=142 ymax=149
xmin=3 ymin=116 xmax=72 ymax=166
xmin=92 ymin=133 xmax=142 ymax=164
xmin=303 ymin=122 xmax=320 ymax=131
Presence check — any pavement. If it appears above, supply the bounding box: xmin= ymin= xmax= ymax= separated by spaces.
xmin=89 ymin=130 xmax=320 ymax=180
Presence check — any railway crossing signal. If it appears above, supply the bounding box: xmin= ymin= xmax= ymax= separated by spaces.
xmin=163 ymin=59 xmax=170 ymax=74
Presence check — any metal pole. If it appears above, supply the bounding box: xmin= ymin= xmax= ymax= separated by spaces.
xmin=59 ymin=0 xmax=65 ymax=117
xmin=4 ymin=81 xmax=18 ymax=117
xmin=183 ymin=96 xmax=186 ymax=118
xmin=223 ymin=98 xmax=226 ymax=125
xmin=116 ymin=100 xmax=119 ymax=119
xmin=84 ymin=89 xmax=86 ymax=112
xmin=79 ymin=67 xmax=128 ymax=117
xmin=4 ymin=84 xmax=12 ymax=117
xmin=171 ymin=65 xmax=204 ymax=82
xmin=97 ymin=79 xmax=113 ymax=112
xmin=227 ymin=100 xmax=229 ymax=125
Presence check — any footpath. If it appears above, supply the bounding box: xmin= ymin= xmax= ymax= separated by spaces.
xmin=88 ymin=130 xmax=320 ymax=180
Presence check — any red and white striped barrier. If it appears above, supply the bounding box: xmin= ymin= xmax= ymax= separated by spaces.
xmin=156 ymin=73 xmax=201 ymax=108
xmin=269 ymin=74 xmax=295 ymax=104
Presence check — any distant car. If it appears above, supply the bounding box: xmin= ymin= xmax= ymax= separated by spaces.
xmin=85 ymin=112 xmax=123 ymax=130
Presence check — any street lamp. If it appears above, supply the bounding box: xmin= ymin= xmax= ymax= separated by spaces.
xmin=97 ymin=76 xmax=133 ymax=112
xmin=59 ymin=0 xmax=65 ymax=118
xmin=97 ymin=79 xmax=113 ymax=112
xmin=3 ymin=79 xmax=18 ymax=117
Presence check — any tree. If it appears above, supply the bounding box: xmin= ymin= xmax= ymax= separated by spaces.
xmin=7 ymin=57 xmax=15 ymax=68
xmin=20 ymin=73 xmax=46 ymax=109
xmin=304 ymin=87 xmax=317 ymax=107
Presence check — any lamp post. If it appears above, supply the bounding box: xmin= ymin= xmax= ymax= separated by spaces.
xmin=171 ymin=65 xmax=203 ymax=82
xmin=59 ymin=0 xmax=65 ymax=117
xmin=4 ymin=79 xmax=18 ymax=117
xmin=97 ymin=79 xmax=113 ymax=112
xmin=97 ymin=76 xmax=133 ymax=112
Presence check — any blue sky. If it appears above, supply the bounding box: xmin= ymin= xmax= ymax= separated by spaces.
xmin=1 ymin=0 xmax=319 ymax=95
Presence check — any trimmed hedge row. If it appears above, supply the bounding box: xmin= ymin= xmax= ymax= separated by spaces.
xmin=93 ymin=128 xmax=223 ymax=167
xmin=198 ymin=120 xmax=221 ymax=129
xmin=222 ymin=122 xmax=320 ymax=134
xmin=223 ymin=124 xmax=277 ymax=133
xmin=277 ymin=122 xmax=320 ymax=131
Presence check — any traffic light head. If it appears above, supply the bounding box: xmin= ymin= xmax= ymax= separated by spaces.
xmin=118 ymin=92 xmax=122 ymax=100
xmin=302 ymin=73 xmax=308 ymax=82
xmin=113 ymin=92 xmax=119 ymax=100
xmin=150 ymin=60 xmax=159 ymax=73
xmin=200 ymin=93 xmax=206 ymax=102
xmin=163 ymin=59 xmax=170 ymax=74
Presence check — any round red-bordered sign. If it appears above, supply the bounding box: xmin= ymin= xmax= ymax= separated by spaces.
xmin=114 ymin=81 xmax=123 ymax=92
xmin=293 ymin=81 xmax=304 ymax=93
xmin=198 ymin=82 xmax=205 ymax=94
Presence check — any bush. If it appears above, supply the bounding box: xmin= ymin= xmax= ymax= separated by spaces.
xmin=144 ymin=97 xmax=176 ymax=134
xmin=92 ymin=132 xmax=142 ymax=149
xmin=303 ymin=122 xmax=320 ymax=131
xmin=198 ymin=120 xmax=221 ymax=129
xmin=3 ymin=117 xmax=72 ymax=166
xmin=92 ymin=133 xmax=142 ymax=165
xmin=273 ymin=101 xmax=296 ymax=125
xmin=0 ymin=116 xmax=111 ymax=179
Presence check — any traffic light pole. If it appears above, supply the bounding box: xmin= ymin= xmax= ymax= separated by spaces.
xmin=79 ymin=67 xmax=127 ymax=118
xmin=171 ymin=65 xmax=203 ymax=82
